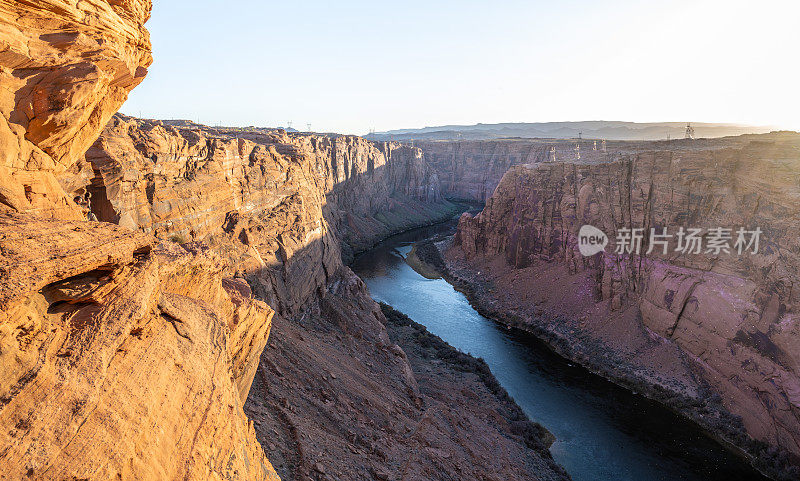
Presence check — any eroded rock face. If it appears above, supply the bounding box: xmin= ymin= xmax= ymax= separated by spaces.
xmin=0 ymin=214 xmax=279 ymax=480
xmin=417 ymin=139 xmax=550 ymax=201
xmin=79 ymin=116 xmax=457 ymax=315
xmin=0 ymin=0 xmax=152 ymax=219
xmin=245 ymin=268 xmax=569 ymax=481
xmin=417 ymin=137 xmax=749 ymax=202
xmin=0 ymin=2 xmax=282 ymax=479
xmin=452 ymin=132 xmax=800 ymax=475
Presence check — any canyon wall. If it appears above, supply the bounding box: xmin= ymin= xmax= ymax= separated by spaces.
xmin=68 ymin=117 xmax=571 ymax=480
xmin=416 ymin=139 xmax=548 ymax=201
xmin=0 ymin=2 xmax=283 ymax=479
xmin=0 ymin=0 xmax=152 ymax=220
xmin=416 ymin=137 xmax=749 ymax=202
xmin=76 ymin=116 xmax=456 ymax=314
xmin=451 ymin=132 xmax=800 ymax=477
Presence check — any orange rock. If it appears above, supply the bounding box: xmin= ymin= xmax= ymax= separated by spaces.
xmin=0 ymin=0 xmax=152 ymax=220
xmin=0 ymin=214 xmax=279 ymax=480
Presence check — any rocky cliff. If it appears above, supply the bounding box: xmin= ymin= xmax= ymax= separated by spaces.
xmin=0 ymin=1 xmax=283 ymax=479
xmin=415 ymin=139 xmax=547 ymax=201
xmin=416 ymin=137 xmax=752 ymax=203
xmin=0 ymin=0 xmax=152 ymax=220
xmin=0 ymin=214 xmax=279 ymax=480
xmin=450 ymin=132 xmax=800 ymax=478
xmin=0 ymin=3 xmax=568 ymax=480
xmin=74 ymin=116 xmax=457 ymax=314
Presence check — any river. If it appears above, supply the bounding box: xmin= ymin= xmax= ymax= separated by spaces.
xmin=351 ymin=220 xmax=768 ymax=481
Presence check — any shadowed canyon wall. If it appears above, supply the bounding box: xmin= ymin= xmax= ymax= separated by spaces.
xmin=415 ymin=137 xmax=749 ymax=202
xmin=75 ymin=116 xmax=456 ymax=315
xmin=451 ymin=132 xmax=800 ymax=478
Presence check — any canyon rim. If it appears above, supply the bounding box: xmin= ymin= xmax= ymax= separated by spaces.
xmin=1 ymin=1 xmax=799 ymax=481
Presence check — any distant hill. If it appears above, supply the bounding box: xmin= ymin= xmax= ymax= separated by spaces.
xmin=365 ymin=121 xmax=776 ymax=141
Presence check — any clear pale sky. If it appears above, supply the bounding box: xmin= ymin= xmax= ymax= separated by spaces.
xmin=121 ymin=0 xmax=800 ymax=135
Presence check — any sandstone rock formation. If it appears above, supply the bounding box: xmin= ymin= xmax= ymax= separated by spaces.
xmin=0 ymin=213 xmax=279 ymax=480
xmin=0 ymin=2 xmax=284 ymax=479
xmin=416 ymin=137 xmax=747 ymax=202
xmin=0 ymin=0 xmax=152 ymax=220
xmin=78 ymin=116 xmax=458 ymax=314
xmin=451 ymin=132 xmax=800 ymax=478
xmin=416 ymin=139 xmax=550 ymax=201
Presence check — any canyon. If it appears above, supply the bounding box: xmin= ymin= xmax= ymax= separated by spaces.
xmin=444 ymin=132 xmax=800 ymax=479
xmin=0 ymin=2 xmax=566 ymax=480
xmin=1 ymin=1 xmax=798 ymax=480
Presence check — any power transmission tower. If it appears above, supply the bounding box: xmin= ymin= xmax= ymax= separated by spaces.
xmin=307 ymin=123 xmax=312 ymax=132
xmin=549 ymin=146 xmax=556 ymax=162
xmin=575 ymin=143 xmax=580 ymax=160
xmin=602 ymin=139 xmax=607 ymax=152
xmin=685 ymin=123 xmax=695 ymax=140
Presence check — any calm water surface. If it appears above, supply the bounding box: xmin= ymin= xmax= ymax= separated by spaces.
xmin=351 ymin=221 xmax=767 ymax=481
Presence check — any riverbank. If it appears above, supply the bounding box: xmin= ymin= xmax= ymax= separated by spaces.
xmin=380 ymin=303 xmax=569 ymax=478
xmin=246 ymin=266 xmax=572 ymax=480
xmin=410 ymin=236 xmax=791 ymax=480
xmin=340 ymin=199 xmax=473 ymax=264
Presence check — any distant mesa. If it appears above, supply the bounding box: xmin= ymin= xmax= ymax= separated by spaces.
xmin=366 ymin=121 xmax=777 ymax=141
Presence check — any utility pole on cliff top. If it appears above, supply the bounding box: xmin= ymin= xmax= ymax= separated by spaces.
xmin=685 ymin=123 xmax=695 ymax=140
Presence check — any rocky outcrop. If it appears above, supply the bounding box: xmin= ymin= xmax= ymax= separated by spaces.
xmin=0 ymin=213 xmax=279 ymax=480
xmin=76 ymin=116 xmax=458 ymax=314
xmin=0 ymin=0 xmax=152 ymax=220
xmin=451 ymin=132 xmax=800 ymax=478
xmin=0 ymin=2 xmax=282 ymax=479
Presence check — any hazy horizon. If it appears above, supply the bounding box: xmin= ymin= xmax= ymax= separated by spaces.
xmin=122 ymin=0 xmax=800 ymax=135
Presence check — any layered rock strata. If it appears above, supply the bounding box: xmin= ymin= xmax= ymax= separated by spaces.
xmin=451 ymin=132 xmax=800 ymax=479
xmin=70 ymin=116 xmax=457 ymax=315
xmin=0 ymin=2 xmax=281 ymax=479
xmin=0 ymin=0 xmax=152 ymax=220
xmin=416 ymin=136 xmax=756 ymax=202
xmin=0 ymin=213 xmax=279 ymax=480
